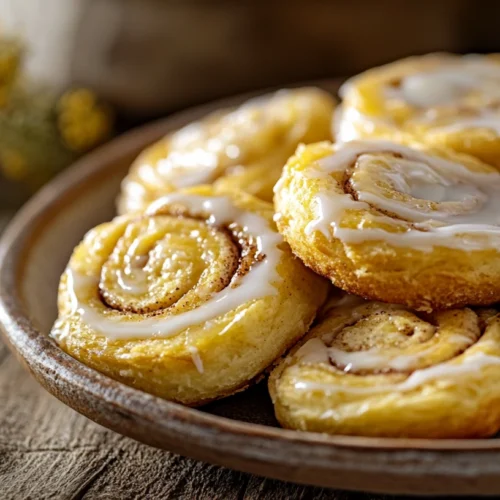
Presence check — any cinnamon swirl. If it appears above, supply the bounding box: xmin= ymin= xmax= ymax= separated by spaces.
xmin=336 ymin=53 xmax=500 ymax=168
xmin=269 ymin=291 xmax=500 ymax=438
xmin=274 ymin=139 xmax=500 ymax=311
xmin=118 ymin=88 xmax=335 ymax=214
xmin=51 ymin=186 xmax=328 ymax=405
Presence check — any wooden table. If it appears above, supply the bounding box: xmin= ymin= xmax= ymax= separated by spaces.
xmin=0 ymin=213 xmax=393 ymax=500
xmin=0 ymin=337 xmax=354 ymax=499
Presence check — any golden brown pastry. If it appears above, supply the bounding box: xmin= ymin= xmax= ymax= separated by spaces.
xmin=118 ymin=88 xmax=335 ymax=214
xmin=51 ymin=186 xmax=328 ymax=406
xmin=274 ymin=139 xmax=500 ymax=311
xmin=269 ymin=291 xmax=500 ymax=438
xmin=336 ymin=53 xmax=500 ymax=168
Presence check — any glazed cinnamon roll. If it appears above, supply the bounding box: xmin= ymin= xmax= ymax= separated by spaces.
xmin=269 ymin=292 xmax=500 ymax=438
xmin=118 ymin=88 xmax=335 ymax=214
xmin=51 ymin=186 xmax=328 ymax=405
xmin=274 ymin=139 xmax=500 ymax=311
xmin=336 ymin=53 xmax=500 ymax=168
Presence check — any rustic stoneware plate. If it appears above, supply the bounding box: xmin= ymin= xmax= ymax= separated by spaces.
xmin=1 ymin=82 xmax=500 ymax=496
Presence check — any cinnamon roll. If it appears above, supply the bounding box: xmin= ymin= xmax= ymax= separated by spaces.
xmin=51 ymin=186 xmax=328 ymax=405
xmin=274 ymin=139 xmax=500 ymax=311
xmin=269 ymin=292 xmax=500 ymax=438
xmin=118 ymin=88 xmax=335 ymax=214
xmin=336 ymin=53 xmax=500 ymax=168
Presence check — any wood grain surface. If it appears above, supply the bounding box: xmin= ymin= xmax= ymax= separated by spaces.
xmin=0 ymin=85 xmax=492 ymax=495
xmin=0 ymin=96 xmax=371 ymax=500
xmin=0 ymin=336 xmax=394 ymax=500
xmin=0 ymin=121 xmax=484 ymax=498
xmin=0 ymin=212 xmax=341 ymax=499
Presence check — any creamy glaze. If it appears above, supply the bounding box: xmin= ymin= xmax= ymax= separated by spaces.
xmin=111 ymin=234 xmax=153 ymax=296
xmin=52 ymin=195 xmax=283 ymax=341
xmin=333 ymin=106 xmax=358 ymax=143
xmin=333 ymin=106 xmax=389 ymax=143
xmin=294 ymin=338 xmax=331 ymax=364
xmin=337 ymin=57 xmax=500 ymax=138
xmin=293 ymin=352 xmax=500 ymax=395
xmin=132 ymin=143 xmax=219 ymax=193
xmin=304 ymin=140 xmax=500 ymax=250
xmin=335 ymin=102 xmax=500 ymax=141
xmin=114 ymin=268 xmax=149 ymax=295
xmin=389 ymin=59 xmax=500 ymax=108
xmin=156 ymin=153 xmax=219 ymax=188
xmin=131 ymin=89 xmax=320 ymax=199
xmin=304 ymin=193 xmax=363 ymax=238
xmin=188 ymin=346 xmax=204 ymax=374
xmin=297 ymin=333 xmax=475 ymax=372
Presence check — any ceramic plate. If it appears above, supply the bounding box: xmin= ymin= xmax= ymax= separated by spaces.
xmin=1 ymin=82 xmax=499 ymax=496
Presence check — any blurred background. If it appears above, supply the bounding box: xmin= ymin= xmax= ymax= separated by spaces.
xmin=1 ymin=0 xmax=500 ymax=213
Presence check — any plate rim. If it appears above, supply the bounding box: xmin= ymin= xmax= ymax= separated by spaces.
xmin=2 ymin=81 xmax=500 ymax=494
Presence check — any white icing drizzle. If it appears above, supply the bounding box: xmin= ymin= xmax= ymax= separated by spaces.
xmin=393 ymin=58 xmax=500 ymax=135
xmin=114 ymin=268 xmax=148 ymax=295
xmin=188 ymin=346 xmax=204 ymax=374
xmin=111 ymin=233 xmax=152 ymax=296
xmin=333 ymin=106 xmax=390 ymax=143
xmin=295 ymin=331 xmax=474 ymax=373
xmin=293 ymin=353 xmax=500 ymax=395
xmin=133 ymin=144 xmax=219 ymax=193
xmin=337 ymin=57 xmax=500 ymax=138
xmin=390 ymin=58 xmax=500 ymax=108
xmin=329 ymin=333 xmax=473 ymax=372
xmin=53 ymin=195 xmax=283 ymax=341
xmin=294 ymin=338 xmax=331 ymax=364
xmin=304 ymin=140 xmax=500 ymax=250
xmin=305 ymin=192 xmax=362 ymax=238
xmin=157 ymin=152 xmax=219 ymax=188
xmin=333 ymin=106 xmax=356 ymax=142
xmin=288 ymin=291 xmax=499 ymax=396
xmin=389 ymin=71 xmax=472 ymax=107
xmin=131 ymin=88 xmax=324 ymax=200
